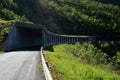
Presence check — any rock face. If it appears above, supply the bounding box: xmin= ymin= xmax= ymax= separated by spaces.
xmin=18 ymin=0 xmax=35 ymax=7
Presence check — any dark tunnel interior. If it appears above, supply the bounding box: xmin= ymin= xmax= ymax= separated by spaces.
xmin=4 ymin=27 xmax=44 ymax=52
xmin=14 ymin=28 xmax=43 ymax=51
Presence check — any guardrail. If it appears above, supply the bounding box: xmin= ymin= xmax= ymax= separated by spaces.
xmin=13 ymin=22 xmax=95 ymax=79
xmin=41 ymin=47 xmax=53 ymax=80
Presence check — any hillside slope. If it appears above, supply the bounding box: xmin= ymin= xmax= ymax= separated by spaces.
xmin=1 ymin=0 xmax=120 ymax=50
xmin=48 ymin=0 xmax=120 ymax=40
xmin=0 ymin=0 xmax=30 ymax=50
xmin=45 ymin=44 xmax=120 ymax=80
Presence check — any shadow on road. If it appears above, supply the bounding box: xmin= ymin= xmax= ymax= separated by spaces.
xmin=6 ymin=46 xmax=42 ymax=52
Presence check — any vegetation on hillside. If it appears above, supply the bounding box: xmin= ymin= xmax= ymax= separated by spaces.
xmin=48 ymin=0 xmax=120 ymax=40
xmin=1 ymin=0 xmax=120 ymax=50
xmin=0 ymin=0 xmax=29 ymax=21
xmin=0 ymin=0 xmax=50 ymax=50
xmin=0 ymin=51 xmax=3 ymax=54
xmin=0 ymin=0 xmax=30 ymax=50
xmin=45 ymin=43 xmax=120 ymax=80
xmin=0 ymin=1 xmax=120 ymax=79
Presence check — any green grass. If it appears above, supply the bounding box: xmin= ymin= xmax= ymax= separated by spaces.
xmin=0 ymin=19 xmax=15 ymax=23
xmin=0 ymin=51 xmax=3 ymax=54
xmin=0 ymin=19 xmax=15 ymax=26
xmin=45 ymin=44 xmax=120 ymax=80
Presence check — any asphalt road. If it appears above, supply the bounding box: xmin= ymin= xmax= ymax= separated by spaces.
xmin=0 ymin=51 xmax=40 ymax=80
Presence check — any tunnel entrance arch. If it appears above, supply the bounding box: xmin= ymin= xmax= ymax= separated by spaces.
xmin=3 ymin=22 xmax=45 ymax=52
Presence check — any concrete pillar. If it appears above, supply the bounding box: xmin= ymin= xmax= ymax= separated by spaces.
xmin=55 ymin=36 xmax=57 ymax=44
xmin=43 ymin=31 xmax=46 ymax=47
xmin=58 ymin=36 xmax=60 ymax=44
xmin=65 ymin=37 xmax=67 ymax=43
xmin=53 ymin=36 xmax=55 ymax=44
xmin=50 ymin=35 xmax=53 ymax=45
xmin=73 ymin=37 xmax=75 ymax=43
xmin=77 ymin=37 xmax=79 ymax=42
xmin=63 ymin=37 xmax=65 ymax=44
xmin=87 ymin=37 xmax=89 ymax=42
xmin=55 ymin=36 xmax=58 ymax=44
xmin=67 ymin=37 xmax=69 ymax=43
xmin=60 ymin=37 xmax=62 ymax=44
xmin=79 ymin=38 xmax=81 ymax=42
xmin=71 ymin=37 xmax=74 ymax=43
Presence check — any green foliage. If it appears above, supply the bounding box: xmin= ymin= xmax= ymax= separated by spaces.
xmin=0 ymin=20 xmax=13 ymax=50
xmin=92 ymin=41 xmax=120 ymax=71
xmin=48 ymin=0 xmax=120 ymax=39
xmin=0 ymin=0 xmax=17 ymax=11
xmin=0 ymin=0 xmax=30 ymax=50
xmin=0 ymin=51 xmax=3 ymax=54
xmin=113 ymin=51 xmax=120 ymax=70
xmin=45 ymin=44 xmax=120 ymax=80
xmin=0 ymin=0 xmax=29 ymax=21
xmin=116 ymin=52 xmax=120 ymax=63
xmin=94 ymin=41 xmax=120 ymax=57
xmin=0 ymin=8 xmax=29 ymax=21
xmin=63 ymin=42 xmax=108 ymax=65
xmin=1 ymin=8 xmax=15 ymax=20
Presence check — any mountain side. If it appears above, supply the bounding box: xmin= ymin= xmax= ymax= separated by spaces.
xmin=1 ymin=0 xmax=120 ymax=50
xmin=0 ymin=0 xmax=31 ymax=50
xmin=48 ymin=0 xmax=120 ymax=40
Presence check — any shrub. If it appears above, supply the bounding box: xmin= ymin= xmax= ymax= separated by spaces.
xmin=113 ymin=51 xmax=120 ymax=70
xmin=45 ymin=44 xmax=120 ymax=80
xmin=1 ymin=8 xmax=15 ymax=20
xmin=63 ymin=42 xmax=109 ymax=65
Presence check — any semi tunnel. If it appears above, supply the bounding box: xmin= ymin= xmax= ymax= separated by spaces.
xmin=3 ymin=22 xmax=44 ymax=52
xmin=3 ymin=22 xmax=95 ymax=52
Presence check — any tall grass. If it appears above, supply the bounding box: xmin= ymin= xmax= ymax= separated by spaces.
xmin=45 ymin=44 xmax=120 ymax=80
xmin=0 ymin=51 xmax=3 ymax=54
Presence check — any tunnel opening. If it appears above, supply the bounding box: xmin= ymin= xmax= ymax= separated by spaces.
xmin=3 ymin=23 xmax=44 ymax=52
xmin=14 ymin=27 xmax=43 ymax=51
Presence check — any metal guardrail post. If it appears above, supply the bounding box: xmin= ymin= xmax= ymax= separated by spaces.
xmin=41 ymin=47 xmax=53 ymax=80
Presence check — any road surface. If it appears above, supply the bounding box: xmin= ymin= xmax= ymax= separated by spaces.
xmin=0 ymin=51 xmax=40 ymax=80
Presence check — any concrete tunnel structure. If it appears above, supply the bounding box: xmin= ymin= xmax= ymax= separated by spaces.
xmin=3 ymin=22 xmax=45 ymax=52
xmin=3 ymin=22 xmax=95 ymax=52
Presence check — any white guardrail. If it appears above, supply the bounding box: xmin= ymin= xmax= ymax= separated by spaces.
xmin=41 ymin=47 xmax=53 ymax=80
